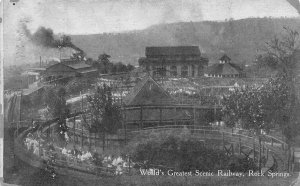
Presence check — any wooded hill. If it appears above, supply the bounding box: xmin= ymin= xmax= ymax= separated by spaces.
xmin=70 ymin=17 xmax=300 ymax=66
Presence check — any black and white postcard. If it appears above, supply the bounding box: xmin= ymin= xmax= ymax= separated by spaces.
xmin=2 ymin=0 xmax=300 ymax=185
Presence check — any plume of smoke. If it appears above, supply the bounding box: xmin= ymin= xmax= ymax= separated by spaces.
xmin=22 ymin=24 xmax=85 ymax=56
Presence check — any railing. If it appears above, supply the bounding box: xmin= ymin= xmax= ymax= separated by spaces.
xmin=13 ymin=116 xmax=122 ymax=177
xmin=14 ymin=115 xmax=291 ymax=176
xmin=125 ymin=125 xmax=288 ymax=149
xmin=125 ymin=125 xmax=289 ymax=171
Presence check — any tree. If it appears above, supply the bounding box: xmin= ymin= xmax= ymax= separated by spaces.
xmin=126 ymin=64 xmax=135 ymax=72
xmin=222 ymin=86 xmax=266 ymax=134
xmin=221 ymin=77 xmax=289 ymax=135
xmin=111 ymin=62 xmax=127 ymax=73
xmin=87 ymin=84 xmax=121 ymax=151
xmin=98 ymin=53 xmax=112 ymax=74
xmin=260 ymin=27 xmax=300 ymax=141
xmin=43 ymin=86 xmax=70 ymax=141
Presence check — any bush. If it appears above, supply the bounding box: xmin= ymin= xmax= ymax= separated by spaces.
xmin=131 ymin=135 xmax=228 ymax=172
xmin=129 ymin=132 xmax=258 ymax=173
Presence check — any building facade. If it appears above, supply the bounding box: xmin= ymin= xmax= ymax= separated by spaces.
xmin=138 ymin=46 xmax=208 ymax=78
xmin=43 ymin=59 xmax=98 ymax=81
xmin=204 ymin=54 xmax=245 ymax=78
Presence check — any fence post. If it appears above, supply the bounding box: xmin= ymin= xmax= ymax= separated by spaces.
xmin=193 ymin=106 xmax=196 ymax=126
xmin=89 ymin=131 xmax=91 ymax=151
xmin=253 ymin=137 xmax=255 ymax=162
xmin=214 ymin=103 xmax=217 ymax=122
xmin=259 ymin=137 xmax=261 ymax=171
xmin=140 ymin=106 xmax=143 ymax=129
xmin=81 ymin=117 xmax=84 ymax=149
xmin=17 ymin=121 xmax=19 ymax=137
xmin=287 ymin=144 xmax=290 ymax=172
xmin=48 ymin=121 xmax=50 ymax=138
xmin=38 ymin=138 xmax=41 ymax=158
xmin=266 ymin=149 xmax=269 ymax=161
xmin=73 ymin=115 xmax=76 ymax=143
xmin=123 ymin=108 xmax=127 ymax=145
xmin=222 ymin=132 xmax=225 ymax=151
xmin=271 ymin=138 xmax=273 ymax=147
xmin=174 ymin=106 xmax=177 ymax=125
xmin=128 ymin=155 xmax=131 ymax=174
xmin=239 ymin=136 xmax=241 ymax=155
xmin=159 ymin=107 xmax=162 ymax=127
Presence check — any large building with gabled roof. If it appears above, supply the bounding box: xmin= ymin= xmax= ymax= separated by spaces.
xmin=138 ymin=46 xmax=208 ymax=78
xmin=43 ymin=59 xmax=98 ymax=81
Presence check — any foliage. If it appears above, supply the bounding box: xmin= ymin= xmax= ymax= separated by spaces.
xmin=227 ymin=156 xmax=257 ymax=173
xmin=223 ymin=27 xmax=300 ymax=139
xmin=43 ymin=86 xmax=70 ymax=119
xmin=258 ymin=27 xmax=300 ymax=141
xmin=42 ymin=86 xmax=70 ymax=140
xmin=96 ymin=53 xmax=113 ymax=74
xmin=131 ymin=134 xmax=256 ymax=173
xmin=87 ymin=84 xmax=122 ymax=134
xmin=89 ymin=53 xmax=135 ymax=74
xmin=222 ymin=75 xmax=289 ymax=134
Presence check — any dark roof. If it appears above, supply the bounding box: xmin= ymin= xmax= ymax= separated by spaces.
xmin=23 ymin=85 xmax=45 ymax=96
xmin=219 ymin=54 xmax=231 ymax=62
xmin=67 ymin=63 xmax=92 ymax=69
xmin=138 ymin=56 xmax=209 ymax=65
xmin=78 ymin=68 xmax=98 ymax=74
xmin=27 ymin=67 xmax=46 ymax=71
xmin=146 ymin=46 xmax=201 ymax=57
xmin=124 ymin=75 xmax=177 ymax=106
xmin=44 ymin=62 xmax=96 ymax=74
xmin=206 ymin=63 xmax=244 ymax=76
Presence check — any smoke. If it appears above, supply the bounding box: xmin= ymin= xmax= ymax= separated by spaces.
xmin=23 ymin=24 xmax=84 ymax=55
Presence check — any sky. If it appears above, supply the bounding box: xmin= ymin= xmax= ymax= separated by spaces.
xmin=4 ymin=0 xmax=300 ymax=35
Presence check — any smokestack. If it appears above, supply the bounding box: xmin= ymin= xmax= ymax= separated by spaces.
xmin=40 ymin=56 xmax=42 ymax=67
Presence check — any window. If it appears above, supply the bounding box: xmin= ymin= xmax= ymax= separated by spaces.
xmin=170 ymin=65 xmax=177 ymax=77
xmin=198 ymin=66 xmax=204 ymax=76
xmin=181 ymin=65 xmax=188 ymax=77
xmin=154 ymin=66 xmax=166 ymax=77
xmin=191 ymin=65 xmax=195 ymax=77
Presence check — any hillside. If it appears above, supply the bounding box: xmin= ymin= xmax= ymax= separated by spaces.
xmin=70 ymin=17 xmax=300 ymax=66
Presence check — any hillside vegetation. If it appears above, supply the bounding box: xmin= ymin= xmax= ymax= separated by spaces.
xmin=70 ymin=18 xmax=300 ymax=66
